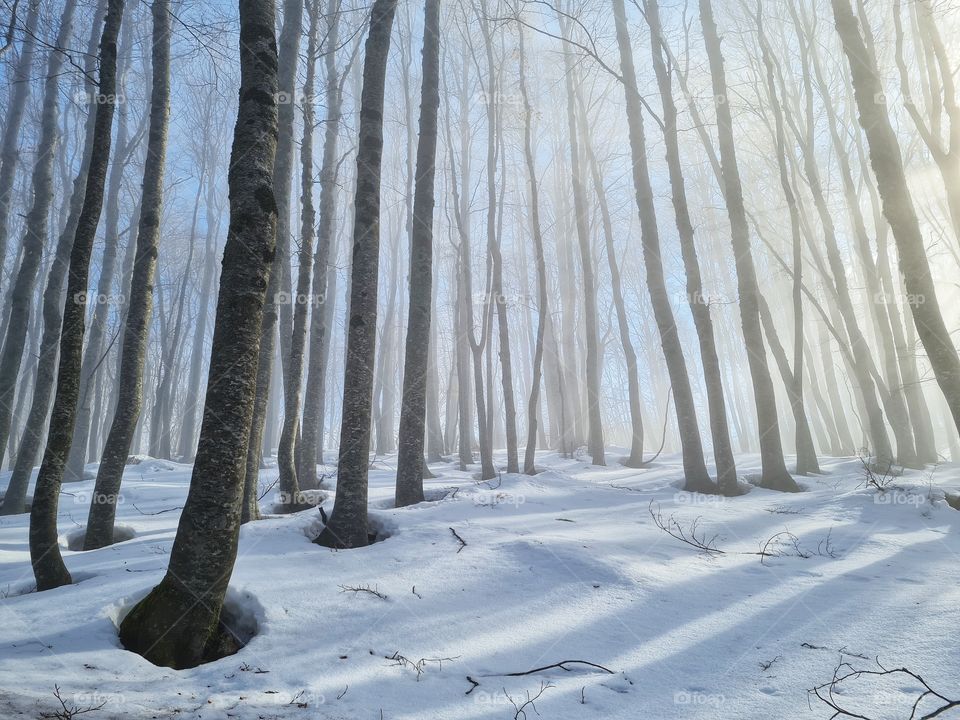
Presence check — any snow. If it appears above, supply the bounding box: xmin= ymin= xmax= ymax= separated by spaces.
xmin=1 ymin=451 xmax=959 ymax=719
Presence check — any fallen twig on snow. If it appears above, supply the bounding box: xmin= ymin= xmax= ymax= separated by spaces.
xmin=449 ymin=527 xmax=467 ymax=553
xmin=809 ymin=657 xmax=960 ymax=719
xmin=339 ymin=584 xmax=388 ymax=600
xmin=486 ymin=660 xmax=615 ymax=677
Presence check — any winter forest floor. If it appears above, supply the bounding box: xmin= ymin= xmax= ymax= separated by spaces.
xmin=0 ymin=451 xmax=959 ymax=719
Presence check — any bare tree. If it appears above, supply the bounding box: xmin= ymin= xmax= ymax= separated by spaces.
xmin=315 ymin=0 xmax=399 ymax=548
xmin=82 ymin=0 xmax=172 ymax=550
xmin=117 ymin=0 xmax=281 ymax=667
xmin=29 ymin=0 xmax=127 ymax=590
xmin=395 ymin=0 xmax=441 ymax=507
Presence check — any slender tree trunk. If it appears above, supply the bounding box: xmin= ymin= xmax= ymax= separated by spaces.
xmin=315 ymin=0 xmax=398 ymax=548
xmin=29 ymin=0 xmax=126 ymax=591
xmin=299 ymin=3 xmax=343 ymax=488
xmin=117 ymin=0 xmax=279 ymax=667
xmin=177 ymin=145 xmax=220 ymax=461
xmin=277 ymin=0 xmax=321 ymax=508
xmin=698 ymin=0 xmax=798 ymax=491
xmin=754 ymin=7 xmax=819 ymax=474
xmin=66 ymin=17 xmax=136 ymax=480
xmin=0 ymin=0 xmax=77 ymax=472
xmin=0 ymin=0 xmax=106 ymax=515
xmin=613 ymin=0 xmax=712 ymax=489
xmin=84 ymin=0 xmax=171 ymax=549
xmin=558 ymin=9 xmax=604 ymax=466
xmin=517 ymin=28 xmax=549 ymax=476
xmin=395 ymin=0 xmax=440 ymax=507
xmin=831 ymin=0 xmax=960 ymax=443
xmin=646 ymin=0 xmax=738 ymax=490
xmin=0 ymin=0 xmax=40 ymax=273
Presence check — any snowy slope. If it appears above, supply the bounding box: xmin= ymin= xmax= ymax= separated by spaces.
xmin=1 ymin=451 xmax=959 ymax=719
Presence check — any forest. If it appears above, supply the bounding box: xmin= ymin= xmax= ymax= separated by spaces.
xmin=0 ymin=0 xmax=959 ymax=716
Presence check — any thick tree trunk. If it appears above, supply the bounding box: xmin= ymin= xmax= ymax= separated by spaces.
xmin=315 ymin=0 xmax=398 ymax=548
xmin=29 ymin=0 xmax=126 ymax=591
xmin=241 ymin=0 xmax=304 ymax=520
xmin=83 ymin=0 xmax=171 ymax=550
xmin=395 ymin=0 xmax=440 ymax=507
xmin=697 ymin=0 xmax=798 ymax=491
xmin=117 ymin=0 xmax=280 ymax=668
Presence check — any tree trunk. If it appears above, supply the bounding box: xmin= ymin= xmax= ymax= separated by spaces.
xmin=517 ymin=27 xmax=549 ymax=476
xmin=117 ymin=0 xmax=280 ymax=668
xmin=299 ymin=3 xmax=343 ymax=488
xmin=395 ymin=0 xmax=440 ymax=507
xmin=645 ymin=0 xmax=738 ymax=491
xmin=613 ymin=0 xmax=712 ymax=490
xmin=277 ymin=0 xmax=322 ymax=508
xmin=314 ymin=0 xmax=398 ymax=548
xmin=83 ymin=0 xmax=171 ymax=550
xmin=0 ymin=0 xmax=77 ymax=473
xmin=241 ymin=0 xmax=304 ymax=521
xmin=0 ymin=0 xmax=106 ymax=516
xmin=66 ymin=16 xmax=136 ymax=480
xmin=29 ymin=0 xmax=126 ymax=591
xmin=697 ymin=0 xmax=798 ymax=491
xmin=0 ymin=0 xmax=40 ymax=273
xmin=558 ymin=10 xmax=604 ymax=466
xmin=831 ymin=0 xmax=960 ymax=443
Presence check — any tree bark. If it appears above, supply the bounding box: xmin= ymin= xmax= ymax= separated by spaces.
xmin=29 ymin=0 xmax=126 ymax=591
xmin=0 ymin=0 xmax=40 ymax=274
xmin=0 ymin=0 xmax=78 ymax=474
xmin=395 ymin=0 xmax=440 ymax=507
xmin=314 ymin=0 xmax=398 ymax=548
xmin=697 ymin=0 xmax=798 ymax=491
xmin=117 ymin=0 xmax=280 ymax=667
xmin=242 ymin=0 xmax=304 ymax=521
xmin=83 ymin=0 xmax=171 ymax=550
xmin=831 ymin=0 xmax=960 ymax=443
xmin=613 ymin=0 xmax=711 ymax=489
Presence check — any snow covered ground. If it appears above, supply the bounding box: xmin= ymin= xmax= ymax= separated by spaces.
xmin=1 ymin=450 xmax=959 ymax=719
